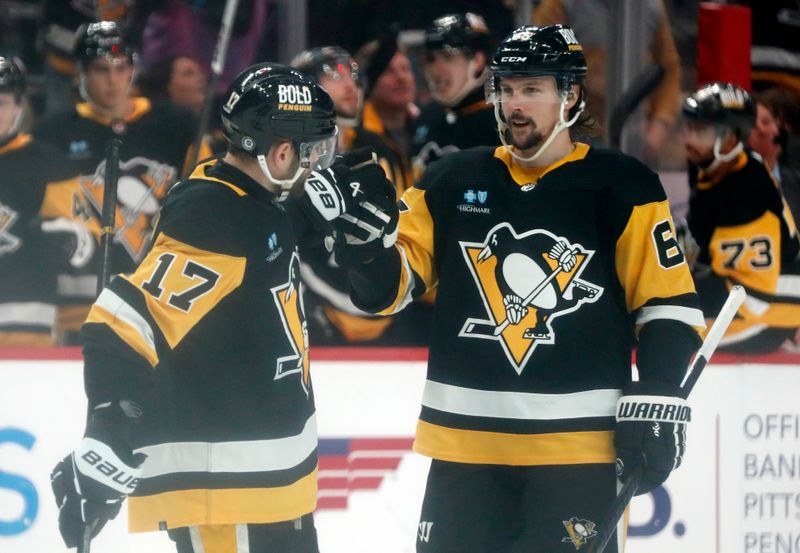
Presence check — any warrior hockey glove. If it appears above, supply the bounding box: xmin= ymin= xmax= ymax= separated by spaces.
xmin=614 ymin=381 xmax=690 ymax=495
xmin=51 ymin=402 xmax=146 ymax=548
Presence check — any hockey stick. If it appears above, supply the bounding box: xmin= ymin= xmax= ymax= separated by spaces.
xmin=97 ymin=138 xmax=122 ymax=296
xmin=78 ymin=519 xmax=96 ymax=553
xmin=462 ymin=248 xmax=578 ymax=337
xmin=183 ymin=0 xmax=241 ymax=177
xmin=585 ymin=284 xmax=746 ymax=553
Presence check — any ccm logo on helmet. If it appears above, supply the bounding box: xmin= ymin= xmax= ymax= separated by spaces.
xmin=500 ymin=56 xmax=527 ymax=63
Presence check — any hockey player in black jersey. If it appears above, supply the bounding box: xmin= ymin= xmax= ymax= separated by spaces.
xmin=34 ymin=21 xmax=212 ymax=343
xmin=306 ymin=25 xmax=706 ymax=552
xmin=50 ymin=63 xmax=348 ymax=553
xmin=411 ymin=12 xmax=499 ymax=179
xmin=291 ymin=46 xmax=432 ymax=345
xmin=0 ymin=56 xmax=93 ymax=345
xmin=683 ymin=82 xmax=800 ymax=352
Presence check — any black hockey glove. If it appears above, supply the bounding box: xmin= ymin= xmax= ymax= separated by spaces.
xmin=51 ymin=402 xmax=146 ymax=548
xmin=303 ymin=148 xmax=399 ymax=265
xmin=34 ymin=217 xmax=96 ymax=269
xmin=614 ymin=381 xmax=690 ymax=496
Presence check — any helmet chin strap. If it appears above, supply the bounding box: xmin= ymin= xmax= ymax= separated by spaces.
xmin=495 ymin=93 xmax=585 ymax=165
xmin=704 ymin=137 xmax=743 ymax=174
xmin=335 ymin=89 xmax=364 ymax=128
xmin=434 ymin=60 xmax=486 ymax=108
xmin=257 ymin=154 xmax=305 ymax=201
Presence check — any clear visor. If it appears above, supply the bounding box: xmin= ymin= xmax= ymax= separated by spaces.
xmin=298 ymin=130 xmax=338 ymax=171
xmin=485 ymin=71 xmax=565 ymax=108
xmin=680 ymin=120 xmax=722 ymax=146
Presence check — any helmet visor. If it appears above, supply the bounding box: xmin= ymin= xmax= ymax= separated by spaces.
xmin=486 ymin=71 xmax=564 ymax=107
xmin=299 ymin=130 xmax=338 ymax=171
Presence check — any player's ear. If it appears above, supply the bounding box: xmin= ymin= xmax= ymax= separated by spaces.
xmin=472 ymin=51 xmax=486 ymax=76
xmin=565 ymin=84 xmax=580 ymax=111
xmin=267 ymin=140 xmax=295 ymax=178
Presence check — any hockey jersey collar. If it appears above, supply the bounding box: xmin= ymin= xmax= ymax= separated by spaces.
xmin=696 ymin=150 xmax=749 ymax=190
xmin=76 ymin=97 xmax=152 ymax=127
xmin=0 ymin=133 xmax=31 ymax=155
xmin=190 ymin=157 xmax=279 ymax=204
xmin=494 ymin=142 xmax=590 ymax=186
xmin=450 ymin=87 xmax=492 ymax=117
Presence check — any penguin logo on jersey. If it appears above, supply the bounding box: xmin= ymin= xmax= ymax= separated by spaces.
xmin=272 ymin=251 xmax=311 ymax=396
xmin=0 ymin=204 xmax=21 ymax=255
xmin=561 ymin=517 xmax=598 ymax=549
xmin=77 ymin=156 xmax=176 ymax=263
xmin=459 ymin=223 xmax=603 ymax=374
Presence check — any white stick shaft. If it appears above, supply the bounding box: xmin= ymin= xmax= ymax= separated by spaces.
xmin=680 ymin=285 xmax=746 ymax=389
xmin=211 ymin=0 xmax=241 ymax=75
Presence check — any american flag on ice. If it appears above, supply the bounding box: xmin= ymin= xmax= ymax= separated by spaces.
xmin=316 ymin=437 xmax=414 ymax=510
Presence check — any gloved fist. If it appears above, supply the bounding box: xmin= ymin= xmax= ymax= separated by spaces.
xmin=614 ymin=381 xmax=690 ymax=495
xmin=38 ymin=217 xmax=96 ymax=268
xmin=51 ymin=402 xmax=146 ymax=548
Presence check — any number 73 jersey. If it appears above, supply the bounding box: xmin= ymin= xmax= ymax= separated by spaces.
xmin=688 ymin=150 xmax=800 ymax=338
xmin=81 ymin=159 xmax=317 ymax=532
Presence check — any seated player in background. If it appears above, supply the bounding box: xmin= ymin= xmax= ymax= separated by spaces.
xmin=412 ymin=12 xmax=499 ymax=179
xmin=684 ymin=82 xmax=800 ymax=353
xmin=34 ymin=21 xmax=211 ymax=344
xmin=291 ymin=46 xmax=431 ymax=345
xmin=0 ymin=56 xmax=93 ymax=346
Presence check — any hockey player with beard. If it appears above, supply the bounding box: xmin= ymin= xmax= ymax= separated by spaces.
xmin=0 ymin=56 xmax=93 ymax=345
xmin=48 ymin=62 xmax=381 ymax=553
xmin=684 ymin=82 xmax=800 ymax=352
xmin=34 ymin=21 xmax=211 ymax=344
xmin=411 ymin=12 xmax=499 ymax=179
xmin=315 ymin=25 xmax=706 ymax=552
xmin=291 ymin=46 xmax=431 ymax=345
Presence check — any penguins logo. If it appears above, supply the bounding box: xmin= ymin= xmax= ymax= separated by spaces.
xmin=78 ymin=156 xmax=176 ymax=263
xmin=271 ymin=251 xmax=311 ymax=396
xmin=459 ymin=223 xmax=603 ymax=374
xmin=562 ymin=517 xmax=598 ymax=550
xmin=0 ymin=203 xmax=21 ymax=255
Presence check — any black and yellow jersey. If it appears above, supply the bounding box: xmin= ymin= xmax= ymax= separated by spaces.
xmin=688 ymin=150 xmax=800 ymax=345
xmin=81 ymin=158 xmax=317 ymax=531
xmin=361 ymin=100 xmax=414 ymax=193
xmin=411 ymin=87 xmax=498 ymax=180
xmin=34 ymin=98 xmax=213 ymax=332
xmin=0 ymin=134 xmax=81 ymax=345
xmin=354 ymin=143 xmax=704 ymax=466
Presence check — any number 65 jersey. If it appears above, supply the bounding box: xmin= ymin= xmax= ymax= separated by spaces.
xmin=81 ymin=158 xmax=317 ymax=532
xmin=369 ymin=143 xmax=705 ymax=466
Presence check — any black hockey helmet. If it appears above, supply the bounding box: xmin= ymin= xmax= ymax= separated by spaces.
xmin=488 ymin=24 xmax=587 ymax=94
xmin=221 ymin=63 xmax=336 ymax=156
xmin=424 ymin=13 xmax=491 ymax=57
xmin=74 ymin=21 xmax=135 ymax=68
xmin=290 ymin=46 xmax=361 ymax=86
xmin=0 ymin=57 xmax=25 ymax=102
xmin=682 ymin=82 xmax=756 ymax=139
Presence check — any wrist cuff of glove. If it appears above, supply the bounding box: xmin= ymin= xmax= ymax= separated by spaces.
xmin=617 ymin=384 xmax=691 ymax=423
xmin=623 ymin=380 xmax=684 ymax=398
xmin=74 ymin=437 xmax=142 ymax=495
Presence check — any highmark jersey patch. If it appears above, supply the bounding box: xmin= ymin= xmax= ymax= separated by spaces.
xmin=459 ymin=222 xmax=603 ymax=374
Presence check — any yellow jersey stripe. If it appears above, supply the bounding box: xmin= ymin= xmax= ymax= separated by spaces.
xmin=493 ymin=143 xmax=590 ymax=186
xmin=414 ymin=420 xmax=615 ymax=466
xmin=128 ymin=469 xmax=318 ymax=532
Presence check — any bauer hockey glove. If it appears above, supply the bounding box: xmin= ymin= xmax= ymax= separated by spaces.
xmin=51 ymin=401 xmax=146 ymax=548
xmin=614 ymin=381 xmax=690 ymax=495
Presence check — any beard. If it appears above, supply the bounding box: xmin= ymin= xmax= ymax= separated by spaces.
xmin=504 ymin=113 xmax=545 ymax=150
